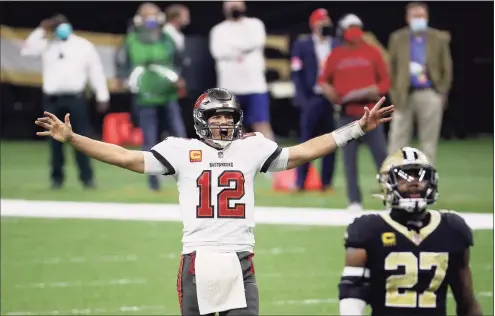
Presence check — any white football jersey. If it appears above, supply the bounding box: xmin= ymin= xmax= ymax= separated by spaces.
xmin=150 ymin=132 xmax=281 ymax=254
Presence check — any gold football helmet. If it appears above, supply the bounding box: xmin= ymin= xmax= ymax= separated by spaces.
xmin=377 ymin=147 xmax=438 ymax=212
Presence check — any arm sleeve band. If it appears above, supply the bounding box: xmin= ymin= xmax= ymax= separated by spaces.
xmin=331 ymin=120 xmax=365 ymax=147
xmin=266 ymin=148 xmax=289 ymax=172
xmin=340 ymin=298 xmax=366 ymax=316
xmin=143 ymin=151 xmax=170 ymax=175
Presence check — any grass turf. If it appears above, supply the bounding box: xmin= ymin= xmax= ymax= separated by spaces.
xmin=0 ymin=138 xmax=493 ymax=315
xmin=0 ymin=218 xmax=493 ymax=315
xmin=1 ymin=138 xmax=493 ymax=211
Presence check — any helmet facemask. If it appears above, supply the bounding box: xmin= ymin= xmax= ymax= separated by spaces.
xmin=194 ymin=108 xmax=243 ymax=149
xmin=378 ymin=163 xmax=438 ymax=213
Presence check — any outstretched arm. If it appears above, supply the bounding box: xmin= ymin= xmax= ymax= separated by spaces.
xmin=67 ymin=133 xmax=145 ymax=173
xmin=285 ymin=97 xmax=394 ymax=170
xmin=35 ymin=112 xmax=160 ymax=174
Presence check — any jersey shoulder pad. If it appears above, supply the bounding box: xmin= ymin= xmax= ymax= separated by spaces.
xmin=240 ymin=132 xmax=281 ymax=173
xmin=252 ymin=132 xmax=267 ymax=139
xmin=241 ymin=132 xmax=257 ymax=139
xmin=152 ymin=137 xmax=191 ymax=159
xmin=153 ymin=136 xmax=190 ymax=150
xmin=438 ymin=210 xmax=474 ymax=247
xmin=344 ymin=214 xmax=382 ymax=249
xmin=240 ymin=132 xmax=270 ymax=145
xmin=149 ymin=137 xmax=191 ymax=175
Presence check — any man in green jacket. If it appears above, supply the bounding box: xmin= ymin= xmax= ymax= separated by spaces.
xmin=117 ymin=2 xmax=186 ymax=191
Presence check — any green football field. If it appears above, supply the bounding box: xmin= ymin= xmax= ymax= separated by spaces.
xmin=1 ymin=139 xmax=494 ymax=315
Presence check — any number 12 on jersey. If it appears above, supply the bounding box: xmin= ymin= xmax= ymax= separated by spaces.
xmin=196 ymin=170 xmax=246 ymax=219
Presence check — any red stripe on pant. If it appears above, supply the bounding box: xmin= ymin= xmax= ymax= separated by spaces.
xmin=176 ymin=255 xmax=185 ymax=314
xmin=248 ymin=253 xmax=255 ymax=274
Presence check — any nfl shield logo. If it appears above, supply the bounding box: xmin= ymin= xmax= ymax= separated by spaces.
xmin=218 ymin=152 xmax=224 ymax=158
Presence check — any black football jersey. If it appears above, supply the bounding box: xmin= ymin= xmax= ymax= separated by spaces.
xmin=344 ymin=210 xmax=473 ymax=316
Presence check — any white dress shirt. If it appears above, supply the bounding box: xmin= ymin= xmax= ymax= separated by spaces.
xmin=21 ymin=27 xmax=109 ymax=102
xmin=312 ymin=34 xmax=332 ymax=94
xmin=209 ymin=17 xmax=267 ymax=95
xmin=163 ymin=23 xmax=185 ymax=52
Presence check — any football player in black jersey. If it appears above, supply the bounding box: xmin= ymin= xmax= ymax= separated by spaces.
xmin=338 ymin=147 xmax=482 ymax=316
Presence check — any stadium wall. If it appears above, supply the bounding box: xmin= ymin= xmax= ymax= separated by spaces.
xmin=1 ymin=1 xmax=493 ymax=139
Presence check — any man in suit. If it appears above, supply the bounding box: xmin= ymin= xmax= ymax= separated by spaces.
xmin=387 ymin=2 xmax=453 ymax=164
xmin=290 ymin=8 xmax=340 ymax=192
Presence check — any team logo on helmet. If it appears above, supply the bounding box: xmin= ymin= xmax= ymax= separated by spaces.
xmin=194 ymin=93 xmax=210 ymax=109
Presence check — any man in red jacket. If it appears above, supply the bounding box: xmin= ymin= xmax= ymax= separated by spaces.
xmin=319 ymin=13 xmax=390 ymax=212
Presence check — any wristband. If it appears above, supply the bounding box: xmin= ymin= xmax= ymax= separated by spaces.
xmin=331 ymin=121 xmax=365 ymax=147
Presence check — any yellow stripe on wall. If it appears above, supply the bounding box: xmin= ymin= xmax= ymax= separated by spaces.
xmin=0 ymin=25 xmax=124 ymax=47
xmin=0 ymin=69 xmax=125 ymax=93
xmin=0 ymin=24 xmax=394 ymax=96
xmin=0 ymin=70 xmax=42 ymax=87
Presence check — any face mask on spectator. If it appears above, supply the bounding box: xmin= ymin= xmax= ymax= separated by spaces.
xmin=410 ymin=18 xmax=428 ymax=32
xmin=228 ymin=9 xmax=245 ymax=19
xmin=137 ymin=16 xmax=162 ymax=42
xmin=320 ymin=25 xmax=334 ymax=37
xmin=55 ymin=23 xmax=72 ymax=40
xmin=143 ymin=17 xmax=160 ymax=29
xmin=343 ymin=27 xmax=363 ymax=43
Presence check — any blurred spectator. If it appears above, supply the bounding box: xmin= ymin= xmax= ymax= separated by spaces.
xmin=387 ymin=2 xmax=453 ymax=164
xmin=115 ymin=2 xmax=186 ymax=191
xmin=163 ymin=4 xmax=190 ymax=52
xmin=318 ymin=14 xmax=390 ymax=212
xmin=21 ymin=14 xmax=109 ymax=190
xmin=164 ymin=4 xmax=190 ymax=98
xmin=209 ymin=1 xmax=275 ymax=140
xmin=291 ymin=8 xmax=339 ymax=192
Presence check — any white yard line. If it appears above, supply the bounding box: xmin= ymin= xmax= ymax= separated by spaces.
xmin=15 ymin=278 xmax=147 ymax=289
xmin=4 ymin=254 xmax=140 ymax=267
xmin=1 ymin=199 xmax=493 ymax=230
xmin=272 ymin=298 xmax=338 ymax=305
xmin=2 ymin=199 xmax=493 ymax=315
xmin=272 ymin=292 xmax=494 ymax=306
xmin=5 ymin=305 xmax=167 ymax=315
xmin=4 ymin=247 xmax=308 ymax=266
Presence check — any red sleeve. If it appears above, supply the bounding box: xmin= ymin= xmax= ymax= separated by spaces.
xmin=371 ymin=46 xmax=390 ymax=94
xmin=318 ymin=50 xmax=336 ymax=85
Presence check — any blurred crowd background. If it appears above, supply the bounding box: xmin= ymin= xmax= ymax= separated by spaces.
xmin=0 ymin=1 xmax=493 ymax=209
xmin=2 ymin=1 xmax=492 ymax=137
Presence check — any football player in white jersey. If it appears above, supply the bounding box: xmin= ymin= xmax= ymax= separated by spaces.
xmin=35 ymin=88 xmax=394 ymax=316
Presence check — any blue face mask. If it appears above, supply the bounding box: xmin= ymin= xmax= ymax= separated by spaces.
xmin=143 ymin=18 xmax=160 ymax=29
xmin=55 ymin=23 xmax=73 ymax=40
xmin=410 ymin=18 xmax=428 ymax=32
